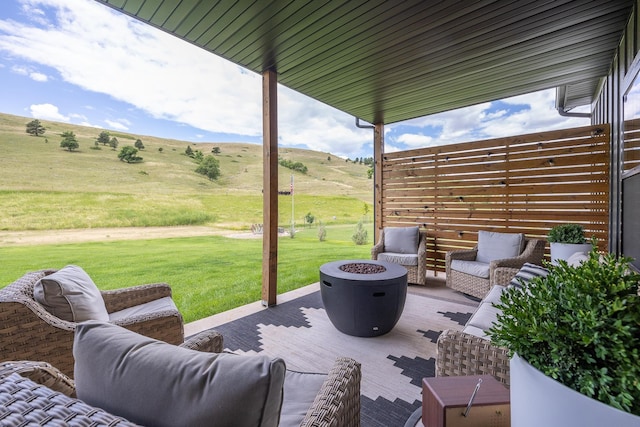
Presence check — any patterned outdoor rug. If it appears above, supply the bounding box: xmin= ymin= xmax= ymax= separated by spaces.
xmin=211 ymin=290 xmax=476 ymax=427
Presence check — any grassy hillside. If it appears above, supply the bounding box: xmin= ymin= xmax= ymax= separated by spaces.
xmin=0 ymin=113 xmax=371 ymax=197
xmin=0 ymin=113 xmax=373 ymax=231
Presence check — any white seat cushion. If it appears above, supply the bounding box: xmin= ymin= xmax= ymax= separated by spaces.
xmin=378 ymin=252 xmax=418 ymax=266
xmin=463 ymin=285 xmax=507 ymax=338
xmin=450 ymin=259 xmax=490 ymax=278
xmin=108 ymin=296 xmax=178 ymax=321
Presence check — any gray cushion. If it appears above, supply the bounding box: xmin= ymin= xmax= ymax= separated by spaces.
xmin=476 ymin=231 xmax=524 ymax=264
xmin=73 ymin=322 xmax=286 ymax=427
xmin=34 ymin=265 xmax=109 ymax=322
xmin=108 ymin=296 xmax=178 ymax=321
xmin=507 ymin=262 xmax=549 ymax=289
xmin=566 ymin=251 xmax=589 ymax=267
xmin=384 ymin=226 xmax=419 ymax=254
xmin=378 ymin=252 xmax=418 ymax=266
xmin=279 ymin=370 xmax=327 ymax=427
xmin=450 ymin=259 xmax=490 ymax=278
xmin=463 ymin=285 xmax=508 ymax=338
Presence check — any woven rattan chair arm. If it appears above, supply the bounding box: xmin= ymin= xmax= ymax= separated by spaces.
xmin=180 ymin=329 xmax=224 ymax=353
xmin=446 ymin=248 xmax=478 ymax=262
xmin=101 ymin=283 xmax=173 ymax=313
xmin=436 ymin=329 xmax=510 ymax=386
xmin=492 ymin=268 xmax=520 ymax=286
xmin=371 ymin=230 xmax=385 ymax=259
xmin=0 ymin=360 xmax=77 ymax=397
xmin=489 ymin=239 xmax=546 ymax=285
xmin=112 ymin=311 xmax=184 ymax=346
xmin=301 ymin=357 xmax=361 ymax=427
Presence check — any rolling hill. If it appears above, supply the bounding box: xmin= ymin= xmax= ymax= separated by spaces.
xmin=0 ymin=112 xmax=372 ymax=199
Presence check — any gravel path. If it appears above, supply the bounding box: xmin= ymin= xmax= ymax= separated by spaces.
xmin=0 ymin=226 xmax=263 ymax=246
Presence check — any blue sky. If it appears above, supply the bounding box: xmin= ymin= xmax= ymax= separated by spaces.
xmin=0 ymin=0 xmax=590 ymax=159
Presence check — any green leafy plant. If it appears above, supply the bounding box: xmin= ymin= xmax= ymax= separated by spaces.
xmin=547 ymin=223 xmax=586 ymax=243
xmin=489 ymin=250 xmax=640 ymax=415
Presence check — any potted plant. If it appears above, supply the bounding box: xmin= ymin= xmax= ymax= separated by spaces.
xmin=547 ymin=223 xmax=593 ymax=264
xmin=489 ymin=250 xmax=640 ymax=426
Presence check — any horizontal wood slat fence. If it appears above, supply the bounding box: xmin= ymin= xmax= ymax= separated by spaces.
xmin=624 ymin=118 xmax=640 ymax=172
xmin=380 ymin=124 xmax=610 ymax=273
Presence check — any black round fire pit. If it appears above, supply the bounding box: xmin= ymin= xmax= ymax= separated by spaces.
xmin=319 ymin=259 xmax=408 ymax=337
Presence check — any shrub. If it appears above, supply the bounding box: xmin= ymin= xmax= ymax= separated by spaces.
xmin=318 ymin=221 xmax=327 ymax=241
xmin=489 ymin=249 xmax=640 ymax=415
xmin=547 ymin=223 xmax=586 ymax=243
xmin=352 ymin=220 xmax=368 ymax=245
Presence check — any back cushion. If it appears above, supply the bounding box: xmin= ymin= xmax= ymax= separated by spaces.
xmin=384 ymin=226 xmax=420 ymax=254
xmin=476 ymin=231 xmax=524 ymax=263
xmin=34 ymin=265 xmax=109 ymax=322
xmin=507 ymin=263 xmax=549 ymax=289
xmin=74 ymin=322 xmax=286 ymax=427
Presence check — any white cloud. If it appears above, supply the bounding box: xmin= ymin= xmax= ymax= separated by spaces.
xmin=29 ymin=71 xmax=47 ymax=81
xmin=0 ymin=0 xmax=592 ymax=159
xmin=104 ymin=118 xmax=129 ymax=131
xmin=29 ymin=103 xmax=68 ymax=121
xmin=396 ymin=133 xmax=433 ymax=147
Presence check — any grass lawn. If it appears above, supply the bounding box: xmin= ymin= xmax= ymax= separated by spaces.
xmin=0 ymin=224 xmax=373 ymax=323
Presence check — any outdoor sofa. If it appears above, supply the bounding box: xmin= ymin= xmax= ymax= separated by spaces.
xmin=0 ymin=322 xmax=362 ymax=427
xmin=436 ymin=263 xmax=549 ymax=386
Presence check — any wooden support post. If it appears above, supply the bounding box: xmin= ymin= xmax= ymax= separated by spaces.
xmin=374 ymin=123 xmax=384 ymax=243
xmin=262 ymin=69 xmax=278 ymax=307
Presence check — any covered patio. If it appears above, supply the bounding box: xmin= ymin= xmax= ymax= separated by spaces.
xmin=5 ymin=1 xmax=637 ymax=426
xmin=94 ymin=0 xmax=637 ymax=303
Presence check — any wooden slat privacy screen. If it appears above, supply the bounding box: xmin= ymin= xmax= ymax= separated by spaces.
xmin=380 ymin=124 xmax=610 ymax=273
xmin=624 ymin=118 xmax=640 ymax=172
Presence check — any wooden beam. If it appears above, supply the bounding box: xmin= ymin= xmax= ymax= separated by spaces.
xmin=262 ymin=69 xmax=278 ymax=307
xmin=374 ymin=123 xmax=384 ymax=242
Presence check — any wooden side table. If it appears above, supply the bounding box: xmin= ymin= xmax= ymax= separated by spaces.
xmin=421 ymin=375 xmax=510 ymax=427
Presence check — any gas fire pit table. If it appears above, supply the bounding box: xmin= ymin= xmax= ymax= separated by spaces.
xmin=319 ymin=259 xmax=408 ymax=337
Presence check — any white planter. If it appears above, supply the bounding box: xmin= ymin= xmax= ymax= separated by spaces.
xmin=549 ymin=242 xmax=593 ymax=265
xmin=510 ymin=354 xmax=640 ymax=427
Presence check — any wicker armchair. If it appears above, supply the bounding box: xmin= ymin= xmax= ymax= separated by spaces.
xmin=372 ymin=228 xmax=427 ymax=285
xmin=0 ymin=269 xmax=223 ymax=378
xmin=0 ymin=358 xmax=361 ymax=427
xmin=445 ymin=238 xmax=545 ymax=299
xmin=436 ymin=329 xmax=511 ymax=386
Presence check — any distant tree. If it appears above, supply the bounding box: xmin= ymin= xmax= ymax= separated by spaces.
xmin=278 ymin=158 xmax=308 ymax=174
xmin=327 ymin=156 xmax=331 ymax=161
xmin=352 ymin=220 xmax=368 ymax=245
xmin=185 ymin=145 xmax=194 ymax=157
xmin=304 ymin=212 xmax=315 ymax=227
xmin=195 ymin=155 xmax=221 ymax=180
xmin=26 ymin=119 xmax=46 ymax=136
xmin=134 ymin=139 xmax=145 ymax=150
xmin=109 ymin=137 xmax=119 ymax=150
xmin=193 ymin=150 xmax=204 ymax=162
xmin=212 ymin=146 xmax=221 ymax=154
xmin=118 ymin=146 xmax=142 ymax=163
xmin=317 ymin=221 xmax=327 ymax=241
xmin=59 ymin=131 xmax=79 ymax=152
xmin=367 ymin=167 xmax=373 ymax=179
xmin=96 ymin=131 xmax=110 ymax=146
xmin=158 ymin=147 xmax=163 ymax=153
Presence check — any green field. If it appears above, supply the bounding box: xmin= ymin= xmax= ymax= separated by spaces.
xmin=0 ymin=113 xmax=375 ymax=322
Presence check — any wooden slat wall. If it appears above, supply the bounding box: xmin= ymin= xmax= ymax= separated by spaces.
xmin=380 ymin=124 xmax=610 ymax=273
xmin=624 ymin=118 xmax=640 ymax=171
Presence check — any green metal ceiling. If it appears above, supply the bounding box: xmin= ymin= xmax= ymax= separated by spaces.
xmin=94 ymin=0 xmax=633 ymax=124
